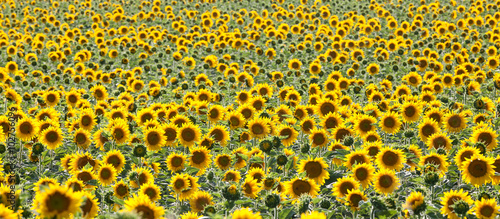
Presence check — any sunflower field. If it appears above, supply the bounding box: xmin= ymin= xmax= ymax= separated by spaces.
xmin=1 ymin=0 xmax=500 ymax=218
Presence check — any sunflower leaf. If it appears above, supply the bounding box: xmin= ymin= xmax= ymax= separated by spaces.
xmin=234 ymin=199 xmax=252 ymax=205
xmin=278 ymin=208 xmax=293 ymax=219
xmin=86 ymin=179 xmax=99 ymax=186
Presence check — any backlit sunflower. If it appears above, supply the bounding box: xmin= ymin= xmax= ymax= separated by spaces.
xmin=284 ymin=178 xmax=319 ymax=200
xmin=443 ymin=112 xmax=467 ymax=133
xmin=166 ymin=152 xmax=187 ymax=172
xmin=298 ymin=157 xmax=330 ymax=185
xmin=461 ymin=154 xmax=494 ymax=187
xmin=373 ymin=169 xmax=400 ymax=196
xmin=123 ymin=194 xmax=165 ymax=218
xmin=332 ymin=177 xmax=360 ymax=199
xmin=474 ymin=198 xmax=499 ymax=219
xmin=15 ymin=117 xmax=39 ymax=142
xmin=440 ymin=189 xmax=473 ymax=219
xmin=39 ymin=126 xmax=63 ymax=150
xmin=32 ymin=184 xmax=83 ymax=219
xmin=189 ymin=191 xmax=213 ymax=213
xmin=189 ymin=146 xmax=212 ymax=172
xmin=97 ymin=163 xmax=117 ymax=186
xmin=346 ymin=189 xmax=368 ymax=211
xmin=177 ymin=123 xmax=201 ymax=148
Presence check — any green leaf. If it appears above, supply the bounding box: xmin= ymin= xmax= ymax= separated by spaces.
xmin=234 ymin=199 xmax=252 ymax=205
xmin=86 ymin=179 xmax=99 ymax=186
xmin=113 ymin=196 xmax=125 ymax=205
xmin=278 ymin=208 xmax=293 ymax=219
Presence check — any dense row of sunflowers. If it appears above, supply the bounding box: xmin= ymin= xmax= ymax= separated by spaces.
xmin=0 ymin=0 xmax=500 ymax=218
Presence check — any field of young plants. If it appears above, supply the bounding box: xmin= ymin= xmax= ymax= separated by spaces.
xmin=1 ymin=0 xmax=500 ymax=218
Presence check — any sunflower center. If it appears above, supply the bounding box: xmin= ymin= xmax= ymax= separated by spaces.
xmin=77 ymin=172 xmax=93 ymax=182
xmin=209 ymin=109 xmax=219 ymax=119
xmin=320 ymin=102 xmax=335 ymax=115
xmin=107 ymin=155 xmax=121 ymax=168
xmin=47 ymin=94 xmax=56 ymax=103
xmin=218 ymin=156 xmax=230 ymax=167
xmin=325 ymin=117 xmax=338 ymax=129
xmin=349 ymin=194 xmax=363 ymax=207
xmin=477 ymin=133 xmax=493 ymax=146
xmin=230 ymin=117 xmax=240 ymax=126
xmin=114 ymin=128 xmax=124 ymax=140
xmin=359 ymin=119 xmax=372 ymax=132
xmin=421 ymin=124 xmax=436 ymax=138
xmin=46 ymin=131 xmax=59 ymax=143
xmin=355 ymin=168 xmax=368 ymax=181
xmin=448 ymin=115 xmax=462 ymax=128
xmin=447 ymin=196 xmax=460 ymax=211
xmin=76 ymin=133 xmax=87 ymax=144
xmin=379 ymin=175 xmax=393 ymax=188
xmin=383 ymin=117 xmax=395 ymax=128
xmin=226 ymin=173 xmax=235 ymax=181
xmin=135 ymin=205 xmax=155 ymax=219
xmin=382 ymin=151 xmax=398 ymax=166
xmin=468 ymin=159 xmax=487 ymax=178
xmin=340 ymin=182 xmax=354 ymax=196
xmin=116 ymin=185 xmax=128 ymax=196
xmin=171 ymin=157 xmax=183 ymax=167
xmin=138 ymin=173 xmax=147 ymax=185
xmin=100 ymin=168 xmax=111 ymax=180
xmin=192 ymin=151 xmax=206 ymax=164
xmin=81 ymin=197 xmax=93 ymax=216
xmin=409 ymin=77 xmax=417 ymax=84
xmin=304 ymin=162 xmax=322 ymax=178
xmin=291 ymin=62 xmax=299 ymax=69
xmin=350 ymin=155 xmax=366 ymax=166
xmin=404 ymin=106 xmax=416 ymax=117
xmin=174 ymin=179 xmax=185 ymax=189
xmin=20 ymin=122 xmax=33 ymax=134
xmin=292 ymin=180 xmax=311 ymax=196
xmin=181 ymin=128 xmax=195 ymax=142
xmin=94 ymin=90 xmax=103 ymax=98
xmin=147 ymin=132 xmax=160 ymax=146
xmin=432 ymin=137 xmax=447 ymax=149
xmin=312 ymin=133 xmax=326 ymax=146
xmin=165 ymin=128 xmax=176 ymax=141
xmin=302 ymin=121 xmax=313 ymax=132
xmin=280 ymin=128 xmax=292 ymax=139
xmin=81 ymin=116 xmax=92 ymax=126
xmin=46 ymin=192 xmax=71 ymax=213
xmin=195 ymin=197 xmax=210 ymax=212
xmin=141 ymin=113 xmax=153 ymax=123
xmin=211 ymin=129 xmax=223 ymax=142
xmin=252 ymin=124 xmax=264 ymax=135
xmin=69 ymin=182 xmax=82 ymax=192
xmin=480 ymin=205 xmax=494 ymax=217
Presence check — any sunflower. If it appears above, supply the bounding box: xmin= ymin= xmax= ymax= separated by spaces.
xmin=129 ymin=167 xmax=154 ymax=189
xmin=402 ymin=191 xmax=425 ymax=212
xmin=248 ymin=168 xmax=266 ymax=183
xmin=419 ymin=152 xmax=449 ymax=175
xmin=136 ymin=108 xmax=157 ymax=127
xmin=298 ymin=157 xmax=330 ymax=186
xmin=366 ymin=63 xmax=380 ymax=75
xmin=418 ymin=118 xmax=441 ymax=143
xmin=232 ymin=208 xmax=262 ymax=219
xmin=233 ymin=147 xmax=248 ymax=169
xmin=346 ymin=189 xmax=368 ymax=211
xmin=170 ymin=174 xmax=190 ymax=195
xmin=443 ymin=112 xmax=467 ymax=133
xmin=301 ymin=211 xmax=326 ymax=219
xmin=103 ymin=150 xmax=126 ymax=173
xmin=426 ymin=132 xmax=452 ymax=151
xmin=227 ymin=111 xmax=245 ymax=129
xmin=80 ymin=192 xmax=99 ymax=219
xmin=373 ymin=169 xmax=400 ymax=196
xmin=223 ymin=170 xmax=242 ymax=182
xmin=214 ymin=154 xmax=232 ymax=170
xmin=208 ymin=125 xmax=230 ymax=147
xmin=114 ymin=180 xmax=130 ymax=199
xmin=32 ymin=184 xmax=83 ymax=219
xmin=470 ymin=126 xmax=498 ymax=151
xmin=108 ymin=118 xmax=130 ymax=145
xmin=39 ymin=126 xmax=63 ymax=150
xmin=474 ymin=198 xmax=499 ymax=219
xmin=309 ymin=128 xmax=330 ymax=148
xmin=284 ymin=178 xmax=319 ymax=200
xmin=166 ymin=152 xmax=187 ymax=172
xmin=277 ymin=125 xmax=298 ymax=147
xmin=288 ymin=59 xmax=302 ymax=70
xmin=189 ymin=146 xmax=212 ymax=171
xmin=36 ymin=108 xmax=60 ymax=122
xmin=207 ymin=105 xmax=226 ymax=123
xmin=70 ymin=152 xmax=98 ymax=172
xmin=65 ymin=178 xmax=84 ymax=192
xmin=162 ymin=122 xmax=178 ymax=146
xmin=123 ymin=194 xmax=165 ymax=218
xmin=74 ymin=128 xmax=92 ymax=149
xmin=354 ymin=114 xmax=377 ymax=137
xmin=15 ymin=117 xmax=39 ymax=142
xmin=315 ymin=98 xmax=337 ymax=117
xmin=321 ymin=112 xmax=344 ymax=131
xmin=143 ymin=127 xmax=165 ymax=151
xmin=440 ymin=189 xmax=473 ymax=219
xmin=177 ymin=123 xmax=201 ymax=148
xmin=344 ymin=149 xmax=371 ymax=170
xmin=332 ymin=177 xmax=360 ymax=199
xmin=461 ymin=154 xmax=494 ymax=187
xmin=97 ymin=163 xmax=117 ymax=186
xmin=247 ymin=117 xmax=270 ymax=139
xmin=400 ymin=101 xmax=422 ymax=123
xmin=180 ymin=212 xmax=199 ymax=219
xmin=34 ymin=177 xmax=59 ymax=194
xmin=43 ymin=91 xmax=60 ymax=107
xmin=351 ymin=163 xmax=375 ymax=188
xmin=379 ymin=111 xmax=402 ymax=134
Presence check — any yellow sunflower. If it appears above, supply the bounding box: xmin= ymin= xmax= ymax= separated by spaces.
xmin=427 ymin=132 xmax=452 ymax=151
xmin=97 ymin=163 xmax=117 ymax=186
xmin=113 ymin=180 xmax=130 ymax=199
xmin=277 ymin=124 xmax=299 ymax=147
xmin=470 ymin=126 xmax=498 ymax=151
xmin=345 ymin=189 xmax=368 ymax=212
xmin=309 ymin=128 xmax=330 ymax=148
xmin=418 ymin=118 xmax=441 ymax=143
xmin=73 ymin=128 xmax=92 ymax=149
xmin=189 ymin=146 xmax=212 ymax=172
xmin=15 ymin=117 xmax=39 ymax=142
xmin=344 ymin=149 xmax=370 ymax=170
xmin=32 ymin=184 xmax=83 ymax=219
xmin=247 ymin=117 xmax=270 ymax=139
xmin=39 ymin=126 xmax=63 ymax=150
xmin=461 ymin=154 xmax=494 ymax=187
xmin=332 ymin=177 xmax=360 ymax=199
xmin=208 ymin=125 xmax=230 ymax=147
xmin=474 ymin=198 xmax=499 ymax=219
xmin=402 ymin=191 xmax=425 ymax=212
xmin=177 ymin=123 xmax=201 ymax=148
xmin=440 ymin=189 xmax=473 ymax=219
xmin=400 ymin=101 xmax=422 ymax=123
xmin=170 ymin=174 xmax=190 ymax=195
xmin=443 ymin=112 xmax=467 ymax=133
xmin=166 ymin=152 xmax=187 ymax=172
xmin=379 ymin=111 xmax=402 ymax=134
xmin=232 ymin=208 xmax=262 ymax=219
xmin=419 ymin=152 xmax=449 ymax=175
xmin=143 ymin=127 xmax=166 ymax=151
xmin=298 ymin=157 xmax=330 ymax=186
xmin=103 ymin=150 xmax=126 ymax=173
xmin=189 ymin=191 xmax=213 ymax=213
xmin=80 ymin=192 xmax=100 ymax=219
xmin=373 ymin=169 xmax=400 ymax=196
xmin=284 ymin=178 xmax=319 ymax=200
xmin=351 ymin=163 xmax=375 ymax=188
xmin=376 ymin=147 xmax=406 ymax=171
xmin=123 ymin=194 xmax=165 ymax=218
